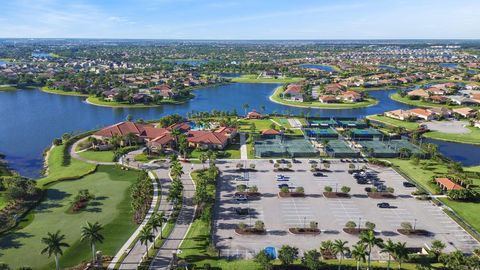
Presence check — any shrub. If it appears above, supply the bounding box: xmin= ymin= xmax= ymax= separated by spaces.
xmin=296 ymin=186 xmax=305 ymax=193
xmin=345 ymin=221 xmax=356 ymax=229
xmin=255 ymin=220 xmax=265 ymax=231
xmin=387 ymin=187 xmax=395 ymax=193
xmin=236 ymin=184 xmax=247 ymax=192
xmin=365 ymin=221 xmax=376 ymax=230
xmin=280 ymin=186 xmax=289 ymax=193
xmin=401 ymin=222 xmax=413 ymax=231
xmin=324 ymin=186 xmax=333 ymax=192
xmin=341 ymin=186 xmax=351 ymax=193
xmin=310 ymin=221 xmax=319 ymax=229
xmin=249 ymin=185 xmax=258 ymax=193
xmin=238 ymin=222 xmax=246 ymax=230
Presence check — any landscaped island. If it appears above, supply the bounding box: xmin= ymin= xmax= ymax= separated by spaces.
xmin=270 ymin=85 xmax=378 ymax=109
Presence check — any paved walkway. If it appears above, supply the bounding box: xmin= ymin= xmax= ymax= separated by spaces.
xmin=240 ymin=133 xmax=248 ymax=160
xmin=149 ymin=164 xmax=197 ymax=270
xmin=116 ymin=162 xmax=174 ymax=270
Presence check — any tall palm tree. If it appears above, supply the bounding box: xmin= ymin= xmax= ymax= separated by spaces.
xmin=393 ymin=242 xmax=408 ymax=270
xmin=351 ymin=243 xmax=367 ymax=270
xmin=359 ymin=229 xmax=383 ymax=270
xmin=381 ymin=239 xmax=396 ymax=270
xmin=139 ymin=226 xmax=154 ymax=258
xmin=333 ymin=240 xmax=350 ymax=270
xmin=41 ymin=231 xmax=70 ymax=270
xmin=149 ymin=212 xmax=165 ymax=248
xmin=81 ymin=221 xmax=104 ymax=263
xmin=242 ymin=103 xmax=249 ymax=117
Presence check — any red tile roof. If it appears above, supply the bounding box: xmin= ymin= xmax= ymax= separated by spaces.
xmin=187 ymin=130 xmax=228 ymax=145
xmin=435 ymin=178 xmax=464 ymax=190
xmin=261 ymin=129 xmax=281 ymax=135
xmin=94 ymin=121 xmax=152 ymax=137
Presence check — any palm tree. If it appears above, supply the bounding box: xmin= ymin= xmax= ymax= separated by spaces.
xmin=351 ymin=243 xmax=367 ymax=270
xmin=124 ymin=132 xmax=137 ymax=146
xmin=149 ymin=212 xmax=165 ymax=247
xmin=242 ymin=103 xmax=249 ymax=117
xmin=333 ymin=240 xmax=350 ymax=270
xmin=199 ymin=153 xmax=208 ymax=169
xmin=359 ymin=229 xmax=383 ymax=270
xmin=81 ymin=221 xmax=104 ymax=263
xmin=381 ymin=239 xmax=396 ymax=270
xmin=393 ymin=242 xmax=408 ymax=270
xmin=139 ymin=226 xmax=154 ymax=258
xmin=41 ymin=231 xmax=70 ymax=270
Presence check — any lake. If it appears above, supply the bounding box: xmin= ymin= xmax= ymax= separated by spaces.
xmin=424 ymin=138 xmax=480 ymax=167
xmin=439 ymin=63 xmax=459 ymax=69
xmin=378 ymin=65 xmax=402 ymax=73
xmin=299 ymin=64 xmax=337 ymax=73
xmin=1 ymin=83 xmax=475 ymax=178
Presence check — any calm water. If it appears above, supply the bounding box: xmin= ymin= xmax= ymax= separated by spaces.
xmin=439 ymin=63 xmax=459 ymax=69
xmin=299 ymin=64 xmax=337 ymax=73
xmin=424 ymin=138 xmax=480 ymax=166
xmin=378 ymin=65 xmax=402 ymax=73
xmin=2 ymin=83 xmax=475 ymax=178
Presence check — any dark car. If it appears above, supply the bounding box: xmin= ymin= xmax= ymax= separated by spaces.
xmin=403 ymin=182 xmax=416 ymax=188
xmin=313 ymin=172 xmax=324 ymax=177
xmin=377 ymin=202 xmax=390 ymax=208
xmin=357 ymin=179 xmax=368 ymax=184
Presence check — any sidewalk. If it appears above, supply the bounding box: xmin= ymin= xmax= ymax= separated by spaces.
xmin=240 ymin=133 xmax=248 ymax=160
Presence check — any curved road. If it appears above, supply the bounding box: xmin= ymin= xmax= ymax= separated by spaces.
xmin=149 ymin=163 xmax=198 ymax=269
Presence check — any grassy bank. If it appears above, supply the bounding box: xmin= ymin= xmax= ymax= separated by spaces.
xmin=0 ymin=85 xmax=19 ymax=91
xmin=37 ymin=145 xmax=97 ymax=188
xmin=390 ymin=93 xmax=462 ymax=109
xmin=423 ymin=126 xmax=480 ymax=145
xmin=231 ymin=74 xmax=303 ymax=84
xmin=367 ymin=115 xmax=420 ymax=130
xmin=271 ymin=86 xmax=378 ymax=109
xmin=41 ymin=86 xmax=89 ymax=97
xmin=0 ymin=166 xmax=141 ymax=269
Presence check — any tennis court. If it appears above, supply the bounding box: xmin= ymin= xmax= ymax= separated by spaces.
xmin=357 ymin=140 xmax=398 ymax=158
xmin=305 ymin=128 xmax=338 ymax=139
xmin=325 ymin=140 xmax=360 ymax=158
xmin=254 ymin=136 xmax=318 ymax=158
xmin=337 ymin=119 xmax=368 ymax=128
xmin=308 ymin=118 xmax=338 ymax=127
xmin=386 ymin=140 xmax=424 ymax=155
xmin=349 ymin=128 xmax=384 ymax=140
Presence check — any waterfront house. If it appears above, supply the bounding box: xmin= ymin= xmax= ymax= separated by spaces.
xmin=282 ymin=84 xmax=304 ymax=102
xmin=247 ymin=110 xmax=263 ymax=119
xmin=407 ymin=108 xmax=435 ymax=121
xmin=452 ymin=107 xmax=477 ymax=118
xmin=407 ymin=89 xmax=429 ymax=99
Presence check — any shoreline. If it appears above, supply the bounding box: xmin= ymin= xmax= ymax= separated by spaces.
xmin=269 ymin=86 xmax=379 ymax=109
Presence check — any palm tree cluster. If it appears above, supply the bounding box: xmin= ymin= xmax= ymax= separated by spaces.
xmin=168 ymin=157 xmax=184 ymax=204
xmin=40 ymin=222 xmax=104 ymax=270
xmin=193 ymin=164 xmax=219 ymax=222
xmin=131 ymin=170 xmax=154 ymax=223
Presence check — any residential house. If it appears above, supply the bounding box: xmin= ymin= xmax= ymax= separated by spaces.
xmin=384 ymin=109 xmax=415 ymax=121
xmin=247 ymin=110 xmax=263 ymax=119
xmin=186 ymin=127 xmax=237 ymax=150
xmin=452 ymin=107 xmax=477 ymax=118
xmin=341 ymin=91 xmax=363 ymax=102
xmin=407 ymin=89 xmax=429 ymax=99
xmin=282 ymin=84 xmax=303 ymax=102
xmin=407 ymin=108 xmax=435 ymax=121
xmin=319 ymin=95 xmax=339 ymax=103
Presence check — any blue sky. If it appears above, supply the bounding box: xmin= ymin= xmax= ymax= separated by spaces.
xmin=1 ymin=0 xmax=480 ymax=39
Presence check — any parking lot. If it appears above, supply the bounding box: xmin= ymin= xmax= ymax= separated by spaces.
xmin=213 ymin=159 xmax=479 ymax=259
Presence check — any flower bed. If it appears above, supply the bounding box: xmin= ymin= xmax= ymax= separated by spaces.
xmin=235 ymin=228 xmax=266 ymax=235
xmin=367 ymin=192 xmax=396 ymax=199
xmin=278 ymin=192 xmax=304 ymax=198
xmin=323 ymin=192 xmax=350 ymax=198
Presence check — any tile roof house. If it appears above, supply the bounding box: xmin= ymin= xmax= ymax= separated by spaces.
xmin=341 ymin=91 xmax=363 ymax=102
xmin=407 ymin=89 xmax=429 ymax=99
xmin=282 ymin=84 xmax=303 ymax=102
xmin=435 ymin=178 xmax=464 ymax=191
xmin=319 ymin=95 xmax=339 ymax=103
xmin=186 ymin=127 xmax=237 ymax=150
xmin=384 ymin=109 xmax=414 ymax=121
xmin=452 ymin=107 xmax=477 ymax=118
xmin=247 ymin=110 xmax=263 ymax=119
xmin=94 ymin=121 xmax=152 ymax=138
xmin=407 ymin=108 xmax=435 ymax=121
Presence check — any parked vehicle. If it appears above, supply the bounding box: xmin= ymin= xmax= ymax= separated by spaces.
xmin=235 ymin=208 xmax=249 ymax=215
xmin=313 ymin=172 xmax=324 ymax=177
xmin=403 ymin=182 xmax=416 ymax=188
xmin=277 ymin=175 xmax=290 ymax=181
xmin=235 ymin=195 xmax=248 ymax=202
xmin=377 ymin=202 xmax=390 ymax=208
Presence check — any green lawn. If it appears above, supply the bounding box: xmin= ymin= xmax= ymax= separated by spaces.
xmin=41 ymin=86 xmax=89 ymax=97
xmin=36 ymin=145 xmax=97 ymax=188
xmin=367 ymin=115 xmax=420 ymax=130
xmin=423 ymin=126 xmax=480 ymax=145
xmin=0 ymin=166 xmax=141 ymax=269
xmin=238 ymin=119 xmax=278 ymax=132
xmin=0 ymin=192 xmax=7 ymax=210
xmin=390 ymin=93 xmax=462 ymax=109
xmin=231 ymin=74 xmax=304 ymax=84
xmin=0 ymin=85 xmax=19 ymax=91
xmin=189 ymin=144 xmax=241 ymax=159
xmin=271 ymin=86 xmax=378 ymax=109
xmin=77 ymin=150 xmax=115 ymax=162
xmin=438 ymin=198 xmax=480 ymax=233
